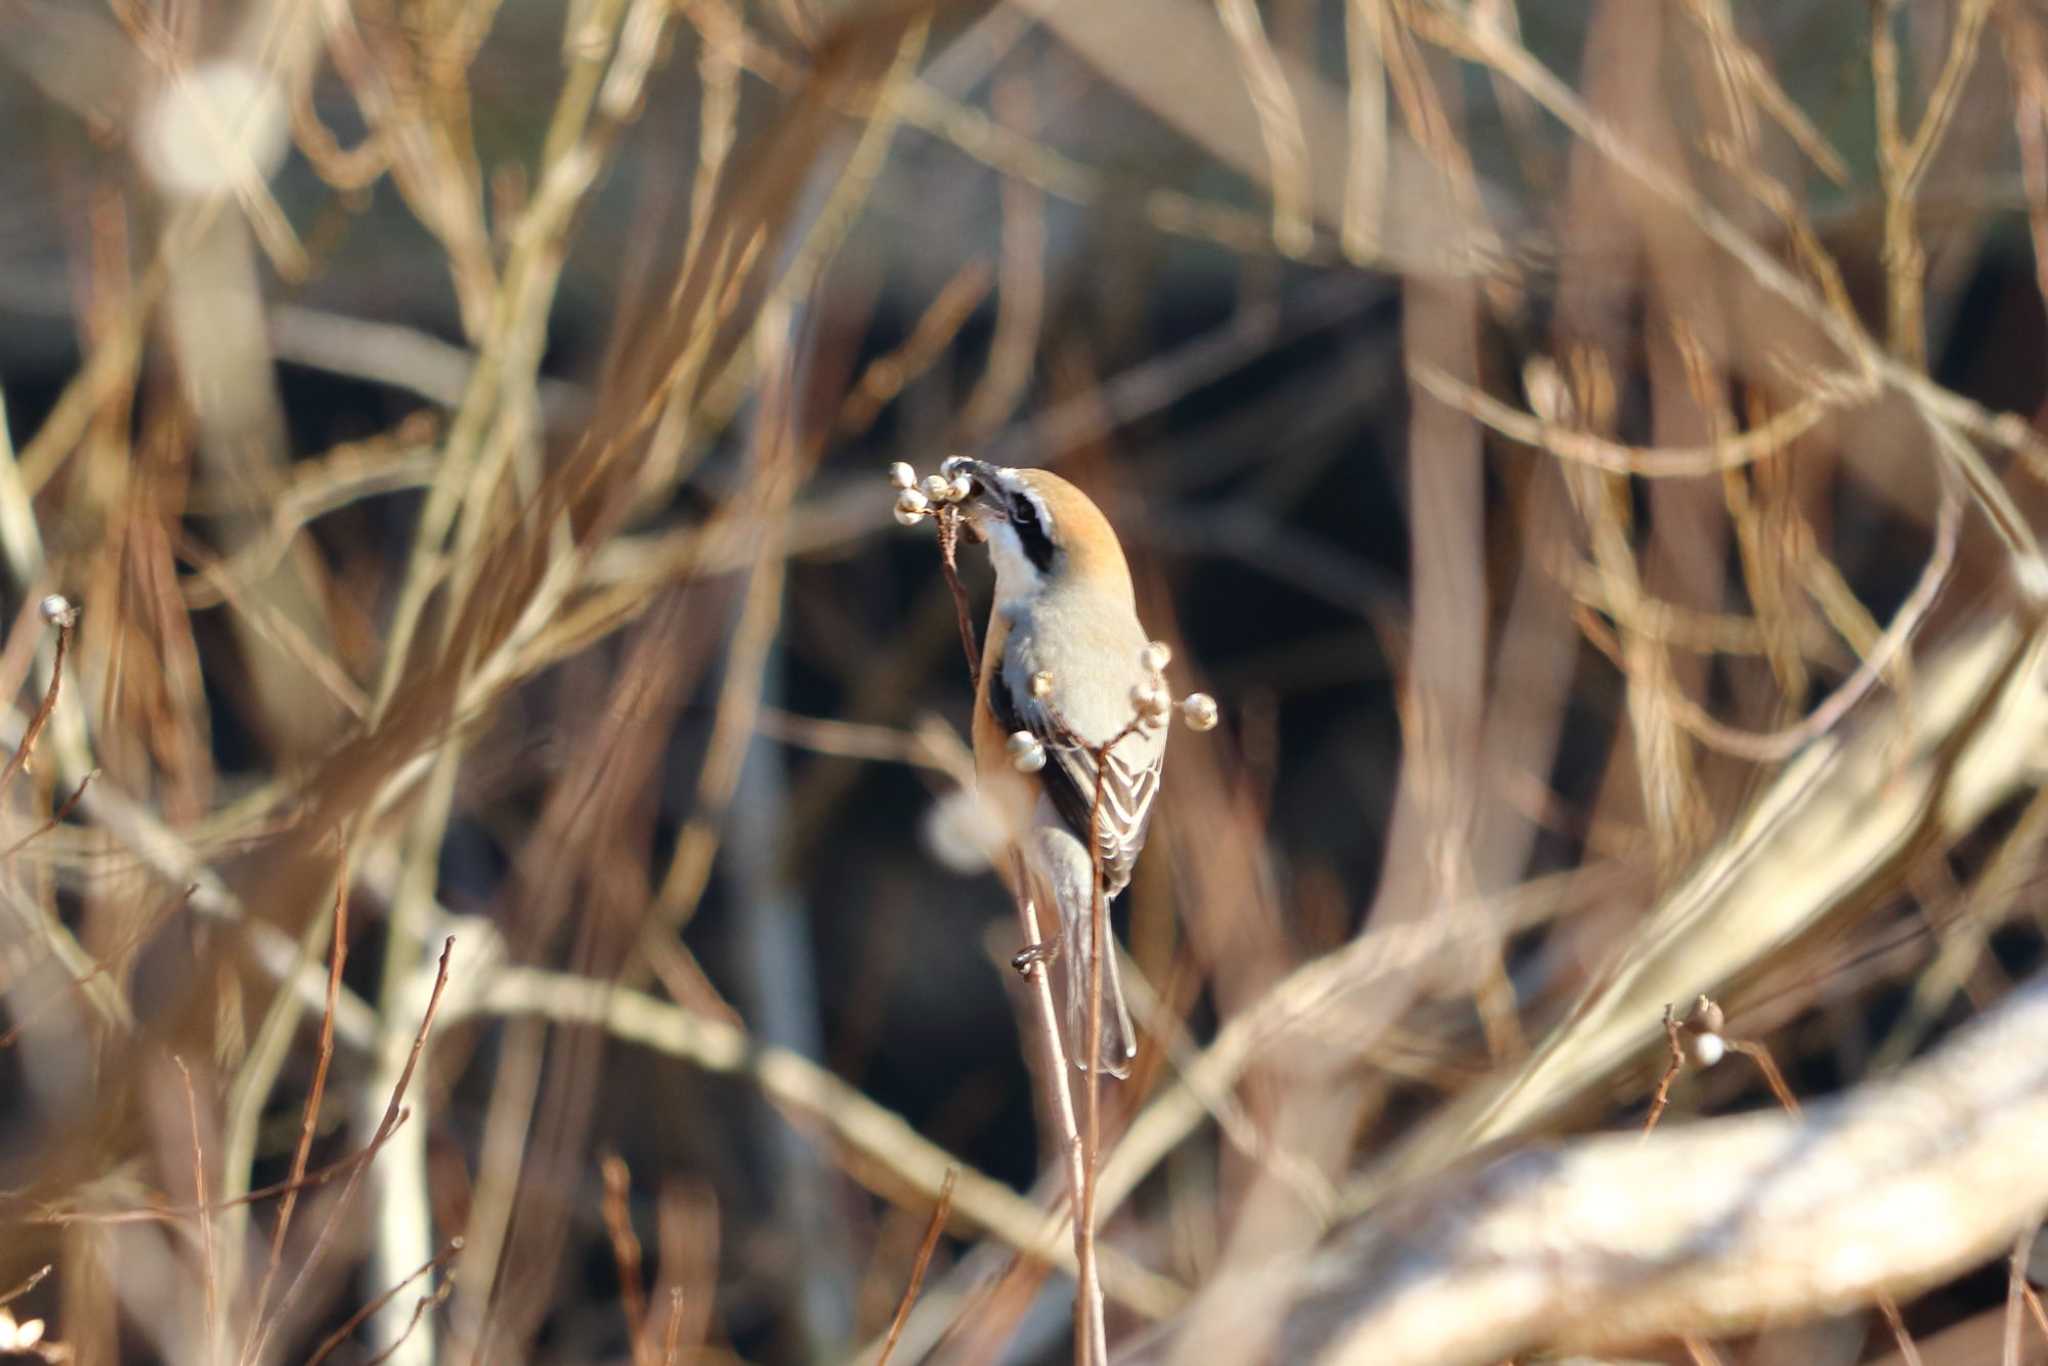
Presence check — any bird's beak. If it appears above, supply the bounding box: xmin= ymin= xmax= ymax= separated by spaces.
xmin=939 ymin=456 xmax=1004 ymax=540
xmin=939 ymin=456 xmax=1001 ymax=505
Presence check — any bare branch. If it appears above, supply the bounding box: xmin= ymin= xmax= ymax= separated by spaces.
xmin=1131 ymin=975 xmax=2048 ymax=1366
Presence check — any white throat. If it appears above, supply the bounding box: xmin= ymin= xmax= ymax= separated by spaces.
xmin=984 ymin=518 xmax=1045 ymax=613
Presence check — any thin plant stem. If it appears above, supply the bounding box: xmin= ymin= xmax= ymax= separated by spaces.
xmin=876 ymin=1169 xmax=956 ymax=1366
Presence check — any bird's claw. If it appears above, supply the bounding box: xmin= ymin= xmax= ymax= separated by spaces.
xmin=1011 ymin=937 xmax=1061 ymax=976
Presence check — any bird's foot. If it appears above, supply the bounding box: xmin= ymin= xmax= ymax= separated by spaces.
xmin=1011 ymin=935 xmax=1061 ymax=976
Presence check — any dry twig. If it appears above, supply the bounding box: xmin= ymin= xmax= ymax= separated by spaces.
xmin=876 ymin=1169 xmax=955 ymax=1366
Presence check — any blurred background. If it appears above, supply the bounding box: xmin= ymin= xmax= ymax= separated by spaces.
xmin=1 ymin=0 xmax=2047 ymax=1362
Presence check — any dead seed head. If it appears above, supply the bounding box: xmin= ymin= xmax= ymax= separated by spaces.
xmin=894 ymin=488 xmax=932 ymax=526
xmin=38 ymin=595 xmax=77 ymax=629
xmin=1678 ymin=995 xmax=1727 ymax=1067
xmin=1682 ymin=995 xmax=1725 ymax=1035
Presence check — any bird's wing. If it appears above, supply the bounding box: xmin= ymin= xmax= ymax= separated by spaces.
xmin=988 ymin=674 xmax=1162 ymax=895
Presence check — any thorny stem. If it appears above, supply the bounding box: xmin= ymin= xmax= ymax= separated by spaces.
xmin=1642 ymin=1005 xmax=1686 ymax=1138
xmin=935 ymin=504 xmax=980 ymax=679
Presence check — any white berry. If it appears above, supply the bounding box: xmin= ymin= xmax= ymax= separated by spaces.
xmin=894 ymin=488 xmax=931 ymax=526
xmin=1007 ymin=730 xmax=1047 ymax=773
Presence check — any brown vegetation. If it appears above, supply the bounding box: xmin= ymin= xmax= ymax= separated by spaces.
xmin=2 ymin=1 xmax=2048 ymax=1363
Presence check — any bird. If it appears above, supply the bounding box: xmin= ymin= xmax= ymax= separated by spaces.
xmin=942 ymin=456 xmax=1168 ymax=1078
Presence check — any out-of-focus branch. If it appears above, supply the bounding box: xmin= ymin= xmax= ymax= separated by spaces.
xmin=1432 ymin=7 xmax=2048 ymax=598
xmin=1354 ymin=616 xmax=2048 ymax=1212
xmin=1122 ymin=970 xmax=2048 ymax=1366
xmin=0 ymin=707 xmax=379 ymax=1051
xmin=460 ymin=964 xmax=1185 ymax=1321
xmin=1016 ymin=0 xmax=1515 ymax=275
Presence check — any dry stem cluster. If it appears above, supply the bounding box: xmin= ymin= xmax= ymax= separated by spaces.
xmin=3 ymin=3 xmax=2048 ymax=1365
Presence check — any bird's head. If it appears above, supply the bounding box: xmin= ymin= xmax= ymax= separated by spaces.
xmin=940 ymin=457 xmax=1135 ymax=608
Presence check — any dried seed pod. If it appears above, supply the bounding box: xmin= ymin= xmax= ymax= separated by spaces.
xmin=1029 ymin=670 xmax=1055 ymax=699
xmin=38 ymin=594 xmax=77 ymax=628
xmin=1007 ymin=730 xmax=1047 ymax=773
xmin=946 ymin=473 xmax=974 ymax=503
xmin=1141 ymin=641 xmax=1172 ymax=674
xmin=923 ymin=474 xmax=954 ymax=503
xmin=888 ymin=461 xmax=917 ymax=490
xmin=1180 ymin=693 xmax=1219 ymax=731
xmin=1683 ymin=995 xmax=1725 ymax=1036
xmin=894 ymin=488 xmax=932 ymax=526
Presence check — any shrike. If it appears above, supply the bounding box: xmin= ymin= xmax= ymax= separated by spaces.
xmin=944 ymin=456 xmax=1167 ymax=1077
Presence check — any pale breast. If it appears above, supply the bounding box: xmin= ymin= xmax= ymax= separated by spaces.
xmin=999 ymin=592 xmax=1155 ymax=746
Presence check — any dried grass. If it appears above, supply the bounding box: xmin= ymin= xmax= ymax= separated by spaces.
xmin=3 ymin=2 xmax=2048 ymax=1363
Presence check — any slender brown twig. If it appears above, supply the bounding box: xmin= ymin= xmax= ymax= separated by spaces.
xmin=876 ymin=1168 xmax=956 ymax=1366
xmin=935 ymin=504 xmax=980 ymax=679
xmin=1642 ymin=1005 xmax=1687 ymax=1137
xmin=173 ymin=1057 xmax=220 ymax=1366
xmin=601 ymin=1154 xmax=653 ymax=1366
xmin=246 ymin=937 xmax=457 ymax=1366
xmin=1728 ymin=1038 xmax=1799 ymax=1116
xmin=1081 ymin=755 xmax=1110 ymax=1365
xmin=0 ymin=769 xmax=96 ymax=861
xmin=0 ymin=1265 xmax=50 ymax=1311
xmin=243 ymin=857 xmax=352 ymax=1362
xmin=1066 ymin=708 xmax=1151 ymax=1365
xmin=305 ymin=1239 xmax=464 ymax=1366
xmin=0 ymin=604 xmax=76 ymax=799
xmin=660 ymin=1286 xmax=686 ymax=1366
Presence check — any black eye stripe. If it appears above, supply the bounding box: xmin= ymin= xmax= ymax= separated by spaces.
xmin=1011 ymin=491 xmax=1056 ymax=573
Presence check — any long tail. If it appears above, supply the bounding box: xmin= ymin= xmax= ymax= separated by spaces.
xmin=1062 ymin=892 xmax=1137 ymax=1078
